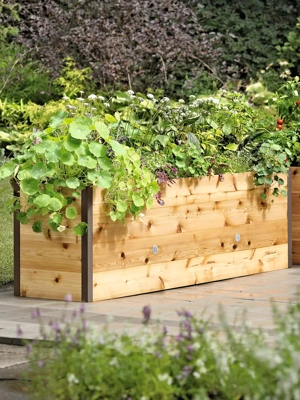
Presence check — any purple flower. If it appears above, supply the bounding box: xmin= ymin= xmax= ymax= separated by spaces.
xmin=155 ymin=352 xmax=162 ymax=358
xmin=31 ymin=308 xmax=42 ymax=319
xmin=142 ymin=305 xmax=151 ymax=324
xmin=187 ymin=344 xmax=194 ymax=352
xmin=26 ymin=344 xmax=33 ymax=355
xmin=163 ymin=326 xmax=168 ymax=335
xmin=72 ymin=309 xmax=78 ymax=318
xmin=79 ymin=303 xmax=85 ymax=314
xmin=16 ymin=325 xmax=23 ymax=337
xmin=37 ymin=360 xmax=44 ymax=368
xmin=64 ymin=294 xmax=73 ymax=302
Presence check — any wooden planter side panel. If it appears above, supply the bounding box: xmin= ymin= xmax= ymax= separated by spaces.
xmin=92 ymin=173 xmax=288 ymax=301
xmin=291 ymin=167 xmax=300 ymax=265
xmin=19 ymin=192 xmax=82 ymax=301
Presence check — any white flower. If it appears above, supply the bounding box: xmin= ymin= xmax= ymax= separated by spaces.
xmin=98 ymin=95 xmax=105 ymax=101
xmin=76 ymin=97 xmax=85 ymax=101
xmin=103 ymin=102 xmax=110 ymax=108
xmin=62 ymin=96 xmax=69 ymax=101
xmin=67 ymin=373 xmax=79 ymax=385
xmin=279 ymin=60 xmax=289 ymax=66
xmin=88 ymin=94 xmax=97 ymax=100
xmin=189 ymin=95 xmax=196 ymax=100
xmin=161 ymin=97 xmax=170 ymax=103
xmin=193 ymin=371 xmax=201 ymax=379
xmin=57 ymin=225 xmax=66 ymax=232
xmin=84 ymin=103 xmax=89 ymax=106
xmin=127 ymin=90 xmax=135 ymax=95
xmin=147 ymin=93 xmax=154 ymax=99
xmin=178 ymin=99 xmax=185 ymax=103
xmin=158 ymin=373 xmax=173 ymax=385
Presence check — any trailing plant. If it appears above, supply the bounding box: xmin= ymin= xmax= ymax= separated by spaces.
xmin=0 ymin=86 xmax=293 ymax=234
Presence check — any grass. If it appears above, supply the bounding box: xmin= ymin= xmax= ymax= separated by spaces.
xmin=0 ymin=156 xmax=14 ymax=285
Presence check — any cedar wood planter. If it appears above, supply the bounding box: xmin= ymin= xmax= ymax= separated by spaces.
xmin=290 ymin=167 xmax=300 ymax=265
xmin=14 ymin=172 xmax=289 ymax=302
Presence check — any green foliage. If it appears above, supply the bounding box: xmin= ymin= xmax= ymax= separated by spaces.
xmin=54 ymin=57 xmax=95 ymax=98
xmin=23 ymin=299 xmax=300 ymax=399
xmin=0 ymin=155 xmax=13 ymax=285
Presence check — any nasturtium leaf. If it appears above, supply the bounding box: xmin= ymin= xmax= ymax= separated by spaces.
xmin=73 ymin=222 xmax=88 ymax=236
xmin=16 ymin=212 xmax=29 ymax=224
xmin=95 ymin=121 xmax=109 ymax=140
xmin=33 ymin=194 xmax=51 ymax=208
xmin=31 ymin=162 xmax=48 ymax=180
xmin=45 ymin=150 xmax=60 ymax=163
xmin=49 ymin=198 xmax=63 ymax=211
xmin=49 ymin=110 xmax=68 ymax=128
xmin=32 ymin=221 xmax=43 ymax=233
xmin=97 ymin=156 xmax=112 ymax=170
xmin=17 ymin=168 xmax=33 ymax=180
xmin=26 ymin=207 xmax=37 ymax=218
xmin=77 ymin=155 xmax=97 ymax=169
xmin=278 ymin=178 xmax=285 ymax=185
xmin=132 ymin=193 xmax=144 ymax=207
xmin=51 ymin=213 xmax=62 ymax=224
xmin=69 ymin=117 xmax=92 ymax=139
xmin=48 ymin=219 xmax=59 ymax=232
xmin=94 ymin=171 xmax=112 ymax=189
xmin=109 ymin=211 xmax=117 ymax=222
xmin=109 ymin=140 xmax=127 ymax=156
xmin=119 ymin=181 xmax=126 ymax=189
xmin=65 ymin=206 xmax=77 ymax=219
xmin=260 ymin=193 xmax=267 ymax=200
xmin=175 ymin=160 xmax=186 ymax=168
xmin=89 ymin=142 xmax=107 ymax=158
xmin=281 ymin=189 xmax=287 ymax=197
xmin=116 ymin=200 xmax=128 ymax=212
xmin=265 ymin=177 xmax=273 ymax=185
xmin=53 ymin=192 xmax=67 ymax=206
xmin=64 ymin=134 xmax=82 ymax=151
xmin=20 ymin=178 xmax=40 ymax=195
xmin=146 ymin=197 xmax=153 ymax=209
xmin=66 ymin=177 xmax=80 ymax=189
xmin=58 ymin=148 xmax=75 ymax=166
xmin=0 ymin=162 xmax=15 ymax=179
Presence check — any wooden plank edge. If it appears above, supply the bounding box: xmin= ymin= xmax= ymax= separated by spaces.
xmin=81 ymin=186 xmax=93 ymax=302
xmin=13 ymin=183 xmax=20 ymax=296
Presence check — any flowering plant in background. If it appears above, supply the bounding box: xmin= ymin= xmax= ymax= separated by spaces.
xmin=21 ymin=296 xmax=300 ymax=400
xmin=0 ymin=82 xmax=296 ymax=234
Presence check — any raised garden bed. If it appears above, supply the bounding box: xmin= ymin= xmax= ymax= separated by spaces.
xmin=14 ymin=171 xmax=288 ymax=302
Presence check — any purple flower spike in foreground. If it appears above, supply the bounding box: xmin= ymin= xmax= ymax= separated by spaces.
xmin=142 ymin=305 xmax=151 ymax=324
xmin=64 ymin=294 xmax=73 ymax=302
xmin=80 ymin=303 xmax=85 ymax=313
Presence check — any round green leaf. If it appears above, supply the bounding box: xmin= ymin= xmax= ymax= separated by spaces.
xmin=116 ymin=200 xmax=128 ymax=212
xmin=16 ymin=212 xmax=29 ymax=224
xmin=89 ymin=142 xmax=107 ymax=158
xmin=49 ymin=110 xmax=68 ymax=128
xmin=0 ymin=162 xmax=15 ymax=179
xmin=66 ymin=177 xmax=80 ymax=189
xmin=48 ymin=219 xmax=59 ymax=232
xmin=32 ymin=221 xmax=43 ymax=233
xmin=146 ymin=197 xmax=153 ymax=209
xmin=20 ymin=178 xmax=40 ymax=195
xmin=94 ymin=171 xmax=112 ymax=189
xmin=77 ymin=155 xmax=97 ymax=169
xmin=64 ymin=134 xmax=82 ymax=151
xmin=33 ymin=194 xmax=51 ymax=208
xmin=65 ymin=206 xmax=77 ymax=219
xmin=49 ymin=198 xmax=63 ymax=211
xmin=109 ymin=139 xmax=127 ymax=156
xmin=95 ymin=121 xmax=109 ymax=140
xmin=30 ymin=162 xmax=47 ymax=180
xmin=69 ymin=117 xmax=92 ymax=139
xmin=73 ymin=222 xmax=88 ymax=236
xmin=132 ymin=193 xmax=144 ymax=207
xmin=97 ymin=156 xmax=112 ymax=170
xmin=51 ymin=213 xmax=62 ymax=224
xmin=58 ymin=148 xmax=75 ymax=166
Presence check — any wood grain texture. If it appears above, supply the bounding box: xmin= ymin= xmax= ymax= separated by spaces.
xmin=93 ymin=244 xmax=287 ymax=301
xmin=92 ymin=172 xmax=288 ymax=300
xmin=290 ymin=167 xmax=300 ymax=265
xmin=19 ymin=192 xmax=82 ymax=301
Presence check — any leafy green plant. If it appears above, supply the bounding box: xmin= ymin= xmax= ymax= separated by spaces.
xmin=21 ymin=297 xmax=300 ymax=399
